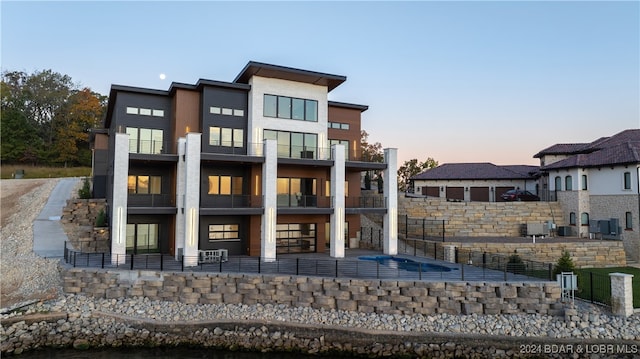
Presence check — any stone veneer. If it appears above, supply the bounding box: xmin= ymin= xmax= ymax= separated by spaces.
xmin=430 ymin=240 xmax=626 ymax=268
xmin=63 ymin=268 xmax=563 ymax=316
xmin=399 ymin=196 xmax=565 ymax=237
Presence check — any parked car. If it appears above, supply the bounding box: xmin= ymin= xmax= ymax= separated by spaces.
xmin=500 ymin=189 xmax=540 ymax=201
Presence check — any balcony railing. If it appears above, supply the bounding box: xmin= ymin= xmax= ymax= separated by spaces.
xmin=201 ymin=195 xmax=263 ymax=208
xmin=128 ymin=194 xmax=174 ymax=207
xmin=345 ymin=196 xmax=386 ymax=208
xmin=129 ymin=139 xmax=169 ymax=155
xmin=277 ymin=195 xmax=332 ymax=208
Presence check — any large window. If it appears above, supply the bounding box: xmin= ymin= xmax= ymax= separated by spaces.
xmin=210 ymin=127 xmax=243 ymax=148
xmin=581 ymin=175 xmax=588 ymax=190
xmin=325 ymin=180 xmax=349 ymax=197
xmin=127 ymin=128 xmax=163 ymax=154
xmin=569 ymin=212 xmax=576 ymax=225
xmin=581 ymin=212 xmax=589 ymax=226
xmin=626 ymin=212 xmax=633 ymax=230
xmin=128 ymin=175 xmax=161 ymax=194
xmin=264 ymin=130 xmax=317 ymax=159
xmin=277 ymin=177 xmax=316 ymax=207
xmin=276 ymin=223 xmax=316 ymax=254
xmin=208 ymin=175 xmax=243 ymax=195
xmin=263 ymin=94 xmax=317 ymax=122
xmin=554 ymin=176 xmax=562 ymax=191
xmin=126 ymin=223 xmax=159 ymax=254
xmin=624 ymin=172 xmax=632 ymax=190
xmin=208 ymin=224 xmax=239 ymax=242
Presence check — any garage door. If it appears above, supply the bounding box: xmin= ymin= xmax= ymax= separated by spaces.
xmin=446 ymin=187 xmax=464 ymax=201
xmin=423 ymin=186 xmax=440 ymax=197
xmin=495 ymin=186 xmax=515 ymax=202
xmin=470 ymin=187 xmax=489 ymax=202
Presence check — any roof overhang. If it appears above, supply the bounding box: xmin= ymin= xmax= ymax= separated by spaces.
xmin=233 ymin=61 xmax=346 ymax=92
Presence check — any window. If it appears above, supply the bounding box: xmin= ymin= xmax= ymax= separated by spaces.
xmin=554 ymin=176 xmax=562 ymax=191
xmin=128 ymin=175 xmax=161 ymax=194
xmin=569 ymin=212 xmax=576 ymax=225
xmin=208 ymin=176 xmax=243 ymax=195
xmin=624 ymin=172 xmax=632 ymax=190
xmin=565 ymin=176 xmax=572 ymax=191
xmin=263 ymin=94 xmax=317 ymax=122
xmin=626 ymin=212 xmax=633 ymax=230
xmin=264 ymin=130 xmax=317 ymax=159
xmin=208 ymin=224 xmax=239 ymax=241
xmin=126 ymin=127 xmax=163 ymax=154
xmin=581 ymin=212 xmax=589 ymax=226
xmin=329 ymin=139 xmax=350 ymax=160
xmin=328 ymin=122 xmax=350 ymax=130
xmin=126 ymin=106 xmax=165 ymax=117
xmin=210 ymin=106 xmax=244 ymax=117
xmin=276 ymin=223 xmax=316 ymax=254
xmin=209 ymin=127 xmax=243 ymax=148
xmin=277 ymin=177 xmax=316 ymax=207
xmin=126 ymin=223 xmax=159 ymax=254
xmin=210 ymin=107 xmax=221 ymax=114
xmin=581 ymin=175 xmax=588 ymax=190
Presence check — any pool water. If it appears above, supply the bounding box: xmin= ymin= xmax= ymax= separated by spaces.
xmin=358 ymin=255 xmax=456 ymax=272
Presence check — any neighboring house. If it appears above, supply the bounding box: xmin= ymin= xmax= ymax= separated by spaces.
xmin=91 ymin=61 xmax=398 ymax=265
xmin=410 ymin=163 xmax=539 ymax=202
xmin=534 ymin=129 xmax=640 ymax=262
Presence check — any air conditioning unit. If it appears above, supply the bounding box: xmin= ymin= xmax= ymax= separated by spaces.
xmin=557 ymin=226 xmax=572 ymax=237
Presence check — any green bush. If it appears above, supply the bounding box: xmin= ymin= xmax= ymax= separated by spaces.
xmin=95 ymin=208 xmax=107 ymax=227
xmin=78 ymin=177 xmax=91 ymax=199
xmin=553 ymin=250 xmax=576 ymax=277
xmin=506 ymin=254 xmax=525 ymax=274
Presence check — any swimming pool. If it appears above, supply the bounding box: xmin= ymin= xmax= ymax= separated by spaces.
xmin=358 ymin=255 xmax=456 ymax=273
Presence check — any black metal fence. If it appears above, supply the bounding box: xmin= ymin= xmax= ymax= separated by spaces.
xmin=575 ymin=271 xmax=612 ymax=306
xmin=398 ymin=215 xmax=445 ymax=242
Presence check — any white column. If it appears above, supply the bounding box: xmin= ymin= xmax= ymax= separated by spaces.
xmin=330 ymin=144 xmax=346 ymax=258
xmin=183 ymin=133 xmax=201 ymax=267
xmin=261 ymin=139 xmax=277 ymax=262
xmin=174 ymin=138 xmax=186 ymax=260
xmin=383 ymin=148 xmax=398 ymax=255
xmin=110 ymin=133 xmax=129 ymax=265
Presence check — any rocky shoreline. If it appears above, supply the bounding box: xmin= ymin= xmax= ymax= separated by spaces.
xmin=1 ymin=293 xmax=639 ymax=358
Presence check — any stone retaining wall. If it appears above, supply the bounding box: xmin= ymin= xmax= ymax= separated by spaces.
xmin=63 ymin=268 xmax=563 ymax=316
xmin=61 ymin=199 xmax=109 ymax=252
xmin=438 ymin=240 xmax=627 ymax=268
xmin=399 ymin=196 xmax=565 ymax=237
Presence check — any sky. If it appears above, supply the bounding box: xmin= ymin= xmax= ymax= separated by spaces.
xmin=2 ymin=1 xmax=639 ymax=166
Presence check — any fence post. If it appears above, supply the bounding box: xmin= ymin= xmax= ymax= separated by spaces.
xmin=461 ymin=263 xmax=464 ymax=281
xmin=296 ymin=258 xmax=299 ymax=275
xmin=377 ymin=261 xmax=380 ymax=279
xmin=483 ymin=252 xmax=487 ymax=269
xmin=258 ymin=258 xmax=261 ymax=274
xmin=609 ymin=273 xmax=635 ymax=317
xmin=335 ymin=260 xmax=338 ymax=278
xmin=590 ymin=272 xmax=594 ymax=303
xmin=549 ymin=263 xmax=553 ymax=281
xmin=160 ymin=254 xmax=163 ymax=271
xmin=405 ymin=214 xmax=408 ymax=240
xmin=181 ymin=258 xmax=184 ymax=272
xmin=442 ymin=220 xmax=445 ymax=242
xmin=130 ymin=254 xmax=134 ymax=270
xmin=422 ymin=218 xmax=425 ymax=240
xmin=101 ymin=253 xmax=105 ymax=269
xmin=73 ymin=252 xmax=76 ymax=267
xmin=454 ymin=247 xmax=459 ymax=263
xmin=418 ymin=262 xmax=422 ymax=280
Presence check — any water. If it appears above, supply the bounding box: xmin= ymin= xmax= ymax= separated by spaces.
xmin=358 ymin=255 xmax=456 ymax=272
xmin=18 ymin=347 xmax=324 ymax=359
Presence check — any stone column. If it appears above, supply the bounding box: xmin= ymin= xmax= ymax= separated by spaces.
xmin=183 ymin=133 xmax=201 ymax=267
xmin=609 ymin=273 xmax=634 ymax=317
xmin=383 ymin=148 xmax=398 ymax=255
xmin=443 ymin=245 xmax=456 ymax=263
xmin=261 ymin=139 xmax=277 ymax=262
xmin=330 ymin=144 xmax=345 ymax=258
xmin=174 ymin=137 xmax=186 ymax=260
xmin=110 ymin=133 xmax=129 ymax=265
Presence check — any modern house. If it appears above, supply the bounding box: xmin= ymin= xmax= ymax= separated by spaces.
xmin=410 ymin=163 xmax=539 ymax=202
xmin=534 ymin=129 xmax=640 ymax=262
xmin=91 ymin=61 xmax=398 ymax=265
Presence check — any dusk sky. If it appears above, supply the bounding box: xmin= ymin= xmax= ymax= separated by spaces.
xmin=2 ymin=1 xmax=638 ymax=166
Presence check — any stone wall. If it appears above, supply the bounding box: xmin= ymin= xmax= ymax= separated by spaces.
xmin=428 ymin=240 xmax=627 ymax=268
xmin=589 ymin=195 xmax=639 ymax=263
xmin=399 ymin=196 xmax=565 ymax=237
xmin=61 ymin=199 xmax=109 ymax=252
xmin=63 ymin=268 xmax=563 ymax=316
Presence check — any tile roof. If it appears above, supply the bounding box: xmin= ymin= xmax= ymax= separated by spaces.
xmin=541 ymin=129 xmax=640 ymax=170
xmin=411 ymin=163 xmax=539 ymax=181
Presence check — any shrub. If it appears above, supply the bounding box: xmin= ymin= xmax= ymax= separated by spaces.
xmin=78 ymin=177 xmax=91 ymax=199
xmin=95 ymin=208 xmax=107 ymax=227
xmin=553 ymin=250 xmax=576 ymax=277
xmin=506 ymin=254 xmax=525 ymax=274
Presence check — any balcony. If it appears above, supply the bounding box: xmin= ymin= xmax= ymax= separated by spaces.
xmin=200 ymin=195 xmax=263 ymax=216
xmin=127 ymin=194 xmax=176 ymax=214
xmin=345 ymin=196 xmax=387 ymax=215
xmin=128 ymin=139 xmax=178 ymax=162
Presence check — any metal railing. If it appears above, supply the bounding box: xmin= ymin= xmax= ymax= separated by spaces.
xmin=276 ymin=195 xmax=331 ymax=208
xmin=201 ymin=195 xmax=263 ymax=208
xmin=128 ymin=193 xmax=174 ymax=207
xmin=398 ymin=215 xmax=446 ymax=242
xmin=129 ymin=139 xmax=168 ymax=155
xmin=575 ymin=271 xmax=612 ymax=306
xmin=345 ymin=196 xmax=386 ymax=209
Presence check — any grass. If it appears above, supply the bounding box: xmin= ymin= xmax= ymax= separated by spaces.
xmin=0 ymin=164 xmax=91 ymax=179
xmin=575 ymin=267 xmax=640 ymax=308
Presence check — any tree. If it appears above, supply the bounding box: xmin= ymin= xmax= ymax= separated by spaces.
xmin=397 ymin=157 xmax=438 ymax=191
xmin=360 ymin=130 xmax=383 ymax=163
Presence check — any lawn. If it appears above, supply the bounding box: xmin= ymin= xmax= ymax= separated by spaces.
xmin=0 ymin=165 xmax=91 ymax=179
xmin=575 ymin=267 xmax=640 ymax=308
